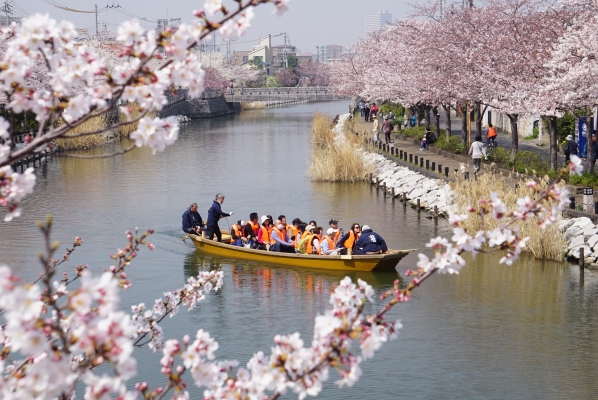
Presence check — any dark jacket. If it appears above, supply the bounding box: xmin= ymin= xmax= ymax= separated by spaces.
xmin=337 ymin=232 xmax=354 ymax=249
xmin=565 ymin=140 xmax=578 ymax=157
xmin=382 ymin=119 xmax=393 ymax=134
xmin=182 ymin=208 xmax=203 ymax=233
xmin=207 ymin=200 xmax=230 ymax=227
xmin=243 ymin=223 xmax=257 ymax=239
xmin=592 ymin=141 xmax=598 ymax=162
xmin=354 ymin=229 xmax=388 ymax=254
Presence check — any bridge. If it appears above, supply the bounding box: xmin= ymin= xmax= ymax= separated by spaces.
xmin=160 ymin=87 xmax=345 ymax=119
xmin=223 ymin=87 xmax=344 ymax=102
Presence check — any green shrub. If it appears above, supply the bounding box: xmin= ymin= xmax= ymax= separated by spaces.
xmin=379 ymin=102 xmax=403 ymax=117
xmin=435 ymin=135 xmax=465 ymax=154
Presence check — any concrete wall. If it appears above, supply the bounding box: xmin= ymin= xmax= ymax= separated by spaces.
xmin=482 ymin=107 xmax=539 ymax=138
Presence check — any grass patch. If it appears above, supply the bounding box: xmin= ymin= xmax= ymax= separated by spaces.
xmin=451 ymin=174 xmax=566 ymax=261
xmin=307 ymin=113 xmax=374 ymax=182
xmin=56 ymin=106 xmax=156 ymax=151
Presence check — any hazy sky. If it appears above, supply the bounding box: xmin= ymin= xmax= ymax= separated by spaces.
xmin=23 ymin=0 xmax=415 ymax=52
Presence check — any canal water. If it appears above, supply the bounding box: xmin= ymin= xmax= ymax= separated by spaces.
xmin=1 ymin=101 xmax=597 ymax=398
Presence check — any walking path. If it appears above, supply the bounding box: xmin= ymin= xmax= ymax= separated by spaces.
xmin=351 ymin=114 xmax=598 ymax=224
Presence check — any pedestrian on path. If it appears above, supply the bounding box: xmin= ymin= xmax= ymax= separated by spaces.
xmin=359 ymin=100 xmax=365 ymax=116
xmin=487 ymin=124 xmax=497 ymax=147
xmin=592 ymin=135 xmax=598 ymax=165
xmin=564 ymin=134 xmax=578 ymax=164
xmin=364 ymin=103 xmax=370 ymax=122
xmin=372 ymin=115 xmax=381 ymax=142
xmin=468 ymin=134 xmax=486 ymax=176
xmin=382 ymin=116 xmax=393 ymax=144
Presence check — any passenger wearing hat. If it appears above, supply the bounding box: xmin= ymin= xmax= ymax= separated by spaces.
xmin=564 ymin=134 xmax=578 ymax=164
xmin=257 ymin=215 xmax=274 ymax=250
xmin=328 ymin=219 xmax=342 ymax=243
xmin=230 ymin=220 xmax=246 ymax=247
xmin=353 ymin=225 xmax=388 ymax=255
xmin=321 ymin=228 xmax=339 ymax=255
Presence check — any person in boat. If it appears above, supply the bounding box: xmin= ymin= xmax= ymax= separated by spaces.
xmin=321 ymin=228 xmax=339 ymax=255
xmin=257 ymin=215 xmax=274 ymax=250
xmin=271 ymin=219 xmax=295 ymax=253
xmin=244 ymin=212 xmax=260 ymax=247
xmin=337 ymin=223 xmax=361 ymax=255
xmin=328 ymin=219 xmax=343 ymax=244
xmin=230 ymin=220 xmax=246 ymax=247
xmin=353 ymin=225 xmax=388 ymax=255
xmin=299 ymin=225 xmax=322 ymax=255
xmin=182 ymin=202 xmax=204 ymax=235
xmin=206 ymin=193 xmax=233 ymax=242
xmin=309 ymin=220 xmax=318 ymax=228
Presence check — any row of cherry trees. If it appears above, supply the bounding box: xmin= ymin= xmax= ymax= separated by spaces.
xmin=275 ymin=61 xmax=331 ymax=87
xmin=330 ymin=0 xmax=598 ymax=170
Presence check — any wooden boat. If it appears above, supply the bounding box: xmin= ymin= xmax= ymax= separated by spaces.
xmin=186 ymin=233 xmax=412 ymax=272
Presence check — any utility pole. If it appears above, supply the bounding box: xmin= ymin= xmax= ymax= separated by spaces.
xmin=283 ymin=32 xmax=288 ymax=69
xmin=1 ymin=1 xmax=13 ymax=23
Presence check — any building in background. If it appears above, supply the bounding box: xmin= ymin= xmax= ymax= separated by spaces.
xmin=365 ymin=11 xmax=392 ymax=36
xmin=233 ymin=36 xmax=314 ymax=73
xmin=316 ymin=45 xmax=347 ymax=62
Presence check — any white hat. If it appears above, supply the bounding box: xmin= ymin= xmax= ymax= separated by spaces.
xmin=240 ymin=220 xmax=246 ymax=225
xmin=261 ymin=215 xmax=268 ymax=223
xmin=326 ymin=228 xmax=338 ymax=235
xmin=307 ymin=225 xmax=316 ymax=232
xmin=362 ymin=225 xmax=370 ymax=230
xmin=566 ymin=134 xmax=573 ymax=141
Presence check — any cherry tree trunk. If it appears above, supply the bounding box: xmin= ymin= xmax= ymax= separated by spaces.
xmin=442 ymin=104 xmax=451 ymax=141
xmin=461 ymin=104 xmax=468 ymax=145
xmin=549 ymin=116 xmax=557 ymax=170
xmin=475 ymin=102 xmax=487 ymax=142
xmin=507 ymin=113 xmax=519 ymax=162
xmin=433 ymin=106 xmax=440 ymax=136
xmin=424 ymin=106 xmax=431 ymax=131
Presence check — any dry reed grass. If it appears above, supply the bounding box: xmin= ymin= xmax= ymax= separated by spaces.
xmin=240 ymin=101 xmax=266 ymax=110
xmin=451 ymin=175 xmax=567 ymax=261
xmin=56 ymin=107 xmax=155 ymax=151
xmin=55 ymin=115 xmax=111 ymax=151
xmin=307 ymin=113 xmax=374 ymax=182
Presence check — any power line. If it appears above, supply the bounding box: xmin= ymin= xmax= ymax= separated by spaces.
xmin=40 ymin=0 xmax=95 ymax=14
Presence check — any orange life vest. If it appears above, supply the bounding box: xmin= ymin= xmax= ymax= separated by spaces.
xmin=260 ymin=225 xmax=274 ymax=244
xmin=296 ymin=230 xmax=309 ymax=249
xmin=231 ymin=224 xmax=242 ymax=239
xmin=320 ymin=236 xmax=334 ymax=255
xmin=344 ymin=231 xmax=360 ymax=249
xmin=306 ymin=234 xmax=321 ymax=254
xmin=247 ymin=221 xmax=259 ymax=235
xmin=333 ymin=230 xmax=341 ymax=243
xmin=272 ymin=227 xmax=287 ymax=243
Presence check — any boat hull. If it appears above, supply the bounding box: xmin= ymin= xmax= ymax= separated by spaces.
xmin=188 ymin=234 xmax=411 ymax=272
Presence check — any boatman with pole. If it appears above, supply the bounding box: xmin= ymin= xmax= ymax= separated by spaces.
xmin=206 ymin=193 xmax=233 ymax=242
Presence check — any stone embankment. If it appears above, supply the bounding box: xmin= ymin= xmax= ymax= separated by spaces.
xmin=366 ymin=152 xmax=455 ymax=215
xmin=560 ymin=217 xmax=598 ymax=264
xmin=333 ymin=113 xmax=456 ymax=215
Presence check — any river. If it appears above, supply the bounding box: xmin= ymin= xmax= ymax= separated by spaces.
xmin=1 ymin=101 xmax=597 ymax=398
